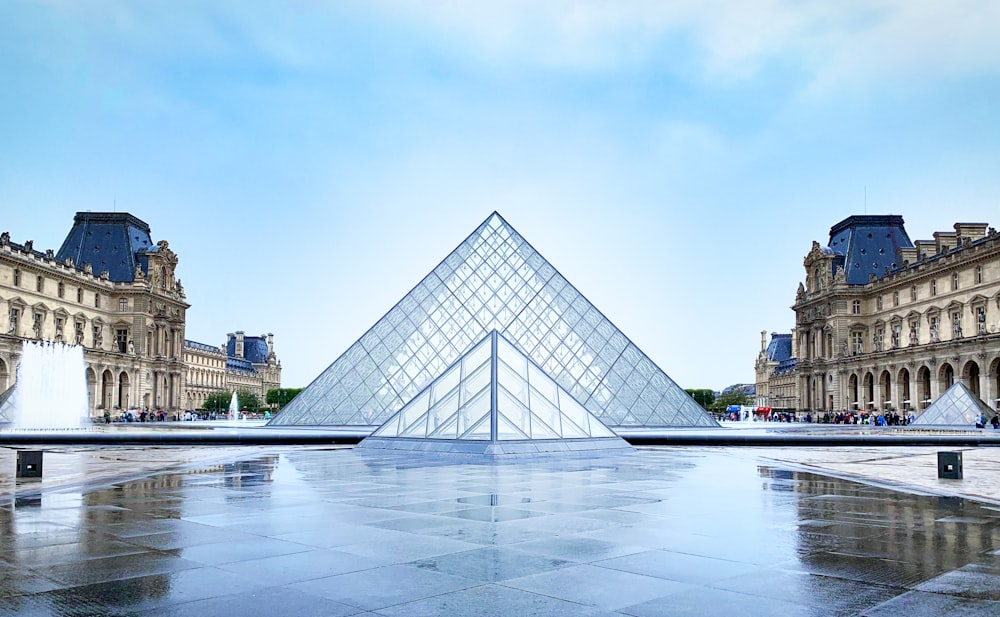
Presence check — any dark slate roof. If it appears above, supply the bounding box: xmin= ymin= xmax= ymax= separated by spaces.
xmin=775 ymin=358 xmax=797 ymax=376
xmin=227 ymin=358 xmax=256 ymax=374
xmin=766 ymin=334 xmax=793 ymax=363
xmin=226 ymin=335 xmax=270 ymax=365
xmin=184 ymin=340 xmax=224 ymax=354
xmin=56 ymin=212 xmax=154 ymax=282
xmin=827 ymin=215 xmax=913 ymax=285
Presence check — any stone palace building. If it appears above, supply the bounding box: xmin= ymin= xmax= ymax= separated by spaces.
xmin=0 ymin=212 xmax=280 ymax=420
xmin=757 ymin=215 xmax=1000 ymax=417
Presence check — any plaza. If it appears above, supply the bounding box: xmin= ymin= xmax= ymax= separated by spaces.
xmin=1 ymin=441 xmax=999 ymax=616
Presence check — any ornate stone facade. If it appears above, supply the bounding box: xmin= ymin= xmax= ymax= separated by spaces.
xmin=1 ymin=212 xmax=282 ymax=420
xmin=0 ymin=213 xmax=188 ymax=418
xmin=183 ymin=332 xmax=281 ymax=411
xmin=759 ymin=216 xmax=1000 ymax=416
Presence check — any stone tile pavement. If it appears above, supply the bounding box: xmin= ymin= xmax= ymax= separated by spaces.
xmin=0 ymin=444 xmax=998 ymax=615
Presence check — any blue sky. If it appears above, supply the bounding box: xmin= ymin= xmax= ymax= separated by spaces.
xmin=2 ymin=1 xmax=999 ymax=392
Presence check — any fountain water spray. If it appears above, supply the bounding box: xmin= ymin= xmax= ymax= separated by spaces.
xmin=13 ymin=341 xmax=89 ymax=429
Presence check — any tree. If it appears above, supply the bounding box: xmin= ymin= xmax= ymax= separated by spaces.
xmin=266 ymin=387 xmax=303 ymax=410
xmin=201 ymin=390 xmax=231 ymax=413
xmin=236 ymin=389 xmax=261 ymax=413
xmin=711 ymin=388 xmax=752 ymax=413
xmin=685 ymin=389 xmax=715 ymax=409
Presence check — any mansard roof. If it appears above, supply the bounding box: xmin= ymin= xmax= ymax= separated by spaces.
xmin=56 ymin=212 xmax=155 ymax=282
xmin=826 ymin=215 xmax=913 ymax=285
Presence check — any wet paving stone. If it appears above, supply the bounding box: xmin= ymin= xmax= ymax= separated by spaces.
xmin=0 ymin=445 xmax=999 ymax=615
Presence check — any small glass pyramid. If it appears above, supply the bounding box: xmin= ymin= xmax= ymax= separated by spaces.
xmin=912 ymin=381 xmax=996 ymax=426
xmin=270 ymin=212 xmax=716 ymax=428
xmin=359 ymin=331 xmax=631 ymax=455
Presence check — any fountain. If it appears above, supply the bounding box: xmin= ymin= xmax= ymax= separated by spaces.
xmin=229 ymin=390 xmax=241 ymax=420
xmin=9 ymin=341 xmax=89 ymax=429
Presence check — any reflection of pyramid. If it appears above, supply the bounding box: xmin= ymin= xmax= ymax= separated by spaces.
xmin=270 ymin=212 xmax=716 ymax=428
xmin=358 ymin=331 xmax=632 ymax=455
xmin=912 ymin=382 xmax=996 ymax=426
xmin=0 ymin=385 xmax=15 ymax=424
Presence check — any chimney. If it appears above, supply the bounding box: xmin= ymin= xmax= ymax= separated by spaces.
xmin=761 ymin=331 xmax=767 ymax=352
xmin=267 ymin=333 xmax=274 ymax=358
xmin=235 ymin=331 xmax=245 ymax=359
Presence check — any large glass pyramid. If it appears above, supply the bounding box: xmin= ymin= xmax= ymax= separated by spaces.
xmin=912 ymin=382 xmax=996 ymax=427
xmin=358 ymin=331 xmax=631 ymax=455
xmin=270 ymin=212 xmax=717 ymax=428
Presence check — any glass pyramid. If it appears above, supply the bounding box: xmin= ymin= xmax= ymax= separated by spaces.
xmin=270 ymin=212 xmax=717 ymax=428
xmin=912 ymin=382 xmax=996 ymax=426
xmin=369 ymin=330 xmax=619 ymax=441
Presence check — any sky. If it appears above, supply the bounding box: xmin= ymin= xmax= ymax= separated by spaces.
xmin=2 ymin=1 xmax=999 ymax=392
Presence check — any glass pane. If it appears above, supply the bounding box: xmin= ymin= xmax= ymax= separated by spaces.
xmin=461 ymin=412 xmax=492 ymax=440
xmin=497 ymin=361 xmax=529 ymax=406
xmin=431 ymin=365 xmax=461 ymax=405
xmin=399 ymin=410 xmax=430 ymax=437
xmin=427 ymin=412 xmax=459 ymax=438
xmin=458 ymin=388 xmax=491 ymax=437
xmin=528 ymin=411 xmax=559 ymax=439
xmin=427 ymin=389 xmax=459 ymax=435
xmin=463 ymin=362 xmax=491 ymax=403
xmin=496 ymin=411 xmax=529 ymax=441
xmin=558 ymin=391 xmax=590 ymax=437
xmin=528 ymin=388 xmax=561 ymax=437
xmin=497 ymin=388 xmax=530 ymax=438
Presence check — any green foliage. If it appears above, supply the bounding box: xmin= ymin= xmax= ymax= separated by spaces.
xmin=684 ymin=389 xmax=715 ymax=409
xmin=713 ymin=389 xmax=752 ymax=410
xmin=201 ymin=390 xmax=231 ymax=412
xmin=266 ymin=388 xmax=304 ymax=409
xmin=236 ymin=389 xmax=261 ymax=413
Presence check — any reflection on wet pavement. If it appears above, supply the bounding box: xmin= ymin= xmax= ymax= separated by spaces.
xmin=0 ymin=445 xmax=997 ymax=615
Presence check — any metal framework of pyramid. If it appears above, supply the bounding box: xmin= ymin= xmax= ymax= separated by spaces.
xmin=358 ymin=331 xmax=631 ymax=455
xmin=912 ymin=382 xmax=997 ymax=426
xmin=270 ymin=212 xmax=717 ymax=428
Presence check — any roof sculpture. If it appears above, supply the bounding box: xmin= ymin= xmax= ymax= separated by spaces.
xmin=912 ymin=382 xmax=996 ymax=426
xmin=269 ymin=212 xmax=717 ymax=428
xmin=358 ymin=330 xmax=632 ymax=455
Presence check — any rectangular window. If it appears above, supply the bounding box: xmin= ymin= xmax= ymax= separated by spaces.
xmin=94 ymin=294 xmax=100 ymax=308
xmin=874 ymin=328 xmax=884 ymax=352
xmin=976 ymin=266 xmax=984 ymax=284
xmin=58 ymin=282 xmax=65 ymax=298
xmin=876 ymin=297 xmax=883 ymax=311
xmin=852 ymin=300 xmax=861 ymax=315
xmin=952 ymin=272 xmax=959 ymax=291
xmin=892 ymin=291 xmax=899 ymax=307
xmin=77 ymin=288 xmax=83 ymax=303
xmin=36 ymin=276 xmax=44 ymax=292
xmin=911 ymin=286 xmax=917 ymax=302
xmin=9 ymin=308 xmax=19 ymax=333
xmin=75 ymin=322 xmax=84 ymax=344
xmin=851 ymin=331 xmax=864 ymax=355
xmin=931 ymin=280 xmax=937 ymax=296
xmin=92 ymin=325 xmax=102 ymax=348
xmin=119 ymin=298 xmax=128 ymax=312
xmin=115 ymin=328 xmax=128 ymax=353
